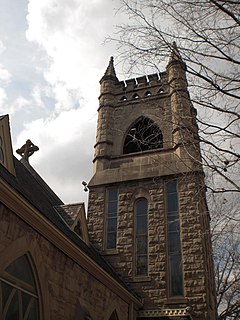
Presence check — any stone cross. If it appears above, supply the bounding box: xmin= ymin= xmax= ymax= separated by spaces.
xmin=16 ymin=140 xmax=39 ymax=162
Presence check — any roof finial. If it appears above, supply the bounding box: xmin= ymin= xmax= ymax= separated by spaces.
xmin=16 ymin=139 xmax=39 ymax=162
xmin=170 ymin=41 xmax=182 ymax=61
xmin=100 ymin=56 xmax=118 ymax=82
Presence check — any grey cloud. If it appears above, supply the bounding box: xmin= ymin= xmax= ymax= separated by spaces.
xmin=30 ymin=124 xmax=95 ymax=204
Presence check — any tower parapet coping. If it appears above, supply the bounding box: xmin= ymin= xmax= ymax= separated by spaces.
xmin=109 ymin=72 xmax=168 ymax=104
xmin=114 ymin=71 xmax=167 ymax=94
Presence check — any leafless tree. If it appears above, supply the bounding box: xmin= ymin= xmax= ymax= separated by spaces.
xmin=210 ymin=194 xmax=240 ymax=319
xmin=112 ymin=0 xmax=240 ymax=193
xmin=111 ymin=1 xmax=240 ymax=318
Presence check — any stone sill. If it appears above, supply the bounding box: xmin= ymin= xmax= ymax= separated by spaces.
xmin=111 ymin=147 xmax=173 ymax=160
xmin=132 ymin=276 xmax=151 ymax=283
xmin=164 ymin=297 xmax=188 ymax=305
xmin=101 ymin=250 xmax=118 ymax=255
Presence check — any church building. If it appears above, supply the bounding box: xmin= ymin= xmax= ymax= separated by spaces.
xmin=0 ymin=47 xmax=216 ymax=319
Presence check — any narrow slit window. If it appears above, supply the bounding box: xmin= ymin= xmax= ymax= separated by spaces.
xmin=106 ymin=188 xmax=118 ymax=250
xmin=166 ymin=180 xmax=183 ymax=297
xmin=135 ymin=198 xmax=148 ymax=276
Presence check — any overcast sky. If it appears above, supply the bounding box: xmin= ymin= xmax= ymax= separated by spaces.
xmin=0 ymin=0 xmax=125 ymax=205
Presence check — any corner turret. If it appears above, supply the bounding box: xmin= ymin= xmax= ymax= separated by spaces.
xmin=167 ymin=42 xmax=187 ymax=92
xmin=93 ymin=57 xmax=119 ymax=172
xmin=99 ymin=57 xmax=119 ymax=107
xmin=167 ymin=42 xmax=201 ymax=165
xmin=100 ymin=56 xmax=118 ymax=83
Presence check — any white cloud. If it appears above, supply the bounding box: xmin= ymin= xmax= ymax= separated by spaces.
xmin=0 ymin=93 xmax=33 ymax=116
xmin=31 ymin=84 xmax=54 ymax=110
xmin=15 ymin=96 xmax=31 ymax=109
xmin=26 ymin=0 xmax=121 ymax=111
xmin=31 ymin=85 xmax=45 ymax=108
xmin=0 ymin=64 xmax=11 ymax=84
xmin=0 ymin=87 xmax=7 ymax=108
xmin=0 ymin=40 xmax=6 ymax=55
xmin=15 ymin=107 xmax=93 ymax=150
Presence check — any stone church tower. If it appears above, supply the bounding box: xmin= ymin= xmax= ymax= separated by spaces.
xmin=87 ymin=47 xmax=216 ymax=320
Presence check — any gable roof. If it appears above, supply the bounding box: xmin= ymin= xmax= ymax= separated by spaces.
xmin=54 ymin=203 xmax=90 ymax=245
xmin=55 ymin=203 xmax=83 ymax=227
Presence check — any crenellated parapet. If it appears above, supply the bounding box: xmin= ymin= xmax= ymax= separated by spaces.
xmin=114 ymin=72 xmax=168 ymax=104
xmin=100 ymin=70 xmax=168 ymax=106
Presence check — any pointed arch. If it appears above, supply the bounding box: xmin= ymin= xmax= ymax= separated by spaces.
xmin=0 ymin=236 xmax=48 ymax=319
xmin=145 ymin=90 xmax=152 ymax=96
xmin=75 ymin=299 xmax=92 ymax=320
xmin=158 ymin=87 xmax=164 ymax=94
xmin=120 ymin=96 xmax=127 ymax=102
xmin=0 ymin=253 xmax=41 ymax=319
xmin=109 ymin=309 xmax=119 ymax=320
xmin=104 ymin=301 xmax=121 ymax=320
xmin=132 ymin=93 xmax=139 ymax=99
xmin=123 ymin=116 xmax=163 ymax=154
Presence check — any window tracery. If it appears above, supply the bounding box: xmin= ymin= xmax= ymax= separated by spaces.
xmin=123 ymin=117 xmax=163 ymax=154
xmin=0 ymin=254 xmax=40 ymax=319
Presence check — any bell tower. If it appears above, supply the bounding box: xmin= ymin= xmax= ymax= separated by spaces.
xmin=87 ymin=49 xmax=216 ymax=320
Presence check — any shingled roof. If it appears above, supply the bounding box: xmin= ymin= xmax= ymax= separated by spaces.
xmin=55 ymin=203 xmax=83 ymax=227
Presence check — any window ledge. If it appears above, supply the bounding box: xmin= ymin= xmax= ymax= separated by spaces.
xmin=132 ymin=276 xmax=151 ymax=282
xmin=164 ymin=297 xmax=188 ymax=305
xmin=111 ymin=147 xmax=172 ymax=160
xmin=101 ymin=250 xmax=119 ymax=255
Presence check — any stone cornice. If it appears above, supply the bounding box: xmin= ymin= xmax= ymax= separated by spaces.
xmin=0 ymin=177 xmax=142 ymax=308
xmin=138 ymin=307 xmax=190 ymax=318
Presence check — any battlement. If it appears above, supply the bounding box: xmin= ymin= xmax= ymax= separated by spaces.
xmin=109 ymin=72 xmax=168 ymax=103
xmin=100 ymin=56 xmax=188 ymax=105
xmin=116 ymin=72 xmax=167 ymax=91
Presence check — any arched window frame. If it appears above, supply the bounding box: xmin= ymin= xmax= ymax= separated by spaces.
xmin=123 ymin=116 xmax=163 ymax=155
xmin=0 ymin=253 xmax=42 ymax=319
xmin=109 ymin=310 xmax=119 ymax=320
xmin=135 ymin=198 xmax=148 ymax=276
xmin=75 ymin=299 xmax=92 ymax=320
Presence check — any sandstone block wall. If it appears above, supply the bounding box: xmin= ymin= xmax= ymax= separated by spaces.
xmin=0 ymin=204 xmax=129 ymax=320
xmin=87 ymin=173 xmax=215 ymax=319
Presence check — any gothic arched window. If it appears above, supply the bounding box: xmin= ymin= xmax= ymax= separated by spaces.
xmin=75 ymin=300 xmax=92 ymax=320
xmin=0 ymin=254 xmax=40 ymax=319
xmin=135 ymin=198 xmax=148 ymax=276
xmin=109 ymin=310 xmax=119 ymax=320
xmin=123 ymin=117 xmax=163 ymax=154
